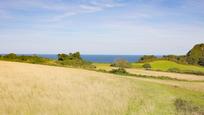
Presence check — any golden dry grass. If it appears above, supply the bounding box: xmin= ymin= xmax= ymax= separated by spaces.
xmin=0 ymin=61 xmax=134 ymax=115
xmin=0 ymin=61 xmax=204 ymax=115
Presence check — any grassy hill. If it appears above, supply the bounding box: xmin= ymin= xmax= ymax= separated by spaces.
xmin=187 ymin=43 xmax=204 ymax=65
xmin=0 ymin=61 xmax=204 ymax=115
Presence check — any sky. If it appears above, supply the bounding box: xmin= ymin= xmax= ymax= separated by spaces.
xmin=0 ymin=0 xmax=204 ymax=55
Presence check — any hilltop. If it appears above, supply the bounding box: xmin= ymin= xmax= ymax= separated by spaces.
xmin=187 ymin=43 xmax=204 ymax=66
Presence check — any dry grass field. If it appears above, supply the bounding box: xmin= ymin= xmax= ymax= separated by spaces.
xmin=0 ymin=61 xmax=204 ymax=115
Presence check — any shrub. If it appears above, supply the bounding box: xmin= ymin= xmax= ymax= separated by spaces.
xmin=168 ymin=68 xmax=180 ymax=73
xmin=143 ymin=63 xmax=151 ymax=70
xmin=110 ymin=68 xmax=128 ymax=74
xmin=138 ymin=55 xmax=157 ymax=62
xmin=184 ymin=70 xmax=204 ymax=76
xmin=111 ymin=59 xmax=130 ymax=68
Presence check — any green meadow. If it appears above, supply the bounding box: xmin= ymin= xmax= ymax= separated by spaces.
xmin=132 ymin=60 xmax=204 ymax=73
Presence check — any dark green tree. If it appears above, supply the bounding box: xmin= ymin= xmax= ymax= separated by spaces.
xmin=111 ymin=59 xmax=130 ymax=68
xmin=186 ymin=43 xmax=204 ymax=64
xmin=4 ymin=53 xmax=17 ymax=59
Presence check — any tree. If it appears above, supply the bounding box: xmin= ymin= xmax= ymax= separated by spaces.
xmin=4 ymin=53 xmax=17 ymax=59
xmin=186 ymin=43 xmax=204 ymax=65
xmin=111 ymin=59 xmax=130 ymax=68
xmin=58 ymin=54 xmax=67 ymax=61
xmin=143 ymin=63 xmax=151 ymax=70
xmin=58 ymin=52 xmax=82 ymax=61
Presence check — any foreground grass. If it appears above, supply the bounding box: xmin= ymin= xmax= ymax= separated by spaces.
xmin=0 ymin=61 xmax=204 ymax=115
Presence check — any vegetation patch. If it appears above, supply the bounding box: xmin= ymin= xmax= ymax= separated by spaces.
xmin=142 ymin=63 xmax=151 ymax=70
xmin=109 ymin=68 xmax=128 ymax=75
xmin=57 ymin=52 xmax=96 ymax=69
xmin=138 ymin=55 xmax=158 ymax=62
xmin=0 ymin=53 xmax=52 ymax=64
xmin=0 ymin=52 xmax=96 ymax=69
xmin=111 ymin=59 xmax=131 ymax=68
xmin=133 ymin=60 xmax=204 ymax=75
xmin=168 ymin=68 xmax=181 ymax=73
xmin=138 ymin=43 xmax=204 ymax=67
xmin=174 ymin=98 xmax=204 ymax=115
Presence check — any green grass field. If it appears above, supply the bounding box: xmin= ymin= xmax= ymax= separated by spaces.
xmin=132 ymin=60 xmax=204 ymax=73
xmin=93 ymin=63 xmax=113 ymax=71
xmin=94 ymin=60 xmax=204 ymax=73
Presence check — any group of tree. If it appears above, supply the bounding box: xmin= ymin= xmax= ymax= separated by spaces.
xmin=186 ymin=43 xmax=204 ymax=66
xmin=0 ymin=52 xmax=95 ymax=69
xmin=111 ymin=59 xmax=130 ymax=68
xmin=58 ymin=52 xmax=81 ymax=61
xmin=138 ymin=43 xmax=204 ymax=66
xmin=0 ymin=53 xmax=50 ymax=64
xmin=57 ymin=52 xmax=95 ymax=68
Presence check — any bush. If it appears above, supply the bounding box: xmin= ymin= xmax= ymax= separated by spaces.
xmin=110 ymin=68 xmax=128 ymax=74
xmin=111 ymin=59 xmax=130 ymax=68
xmin=143 ymin=63 xmax=151 ymax=70
xmin=168 ymin=68 xmax=180 ymax=73
xmin=184 ymin=70 xmax=204 ymax=76
xmin=139 ymin=55 xmax=157 ymax=62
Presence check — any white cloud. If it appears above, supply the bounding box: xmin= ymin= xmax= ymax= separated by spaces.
xmin=0 ymin=0 xmax=125 ymax=22
xmin=47 ymin=1 xmax=124 ymax=22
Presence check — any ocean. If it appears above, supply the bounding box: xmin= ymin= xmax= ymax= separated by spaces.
xmin=37 ymin=54 xmax=142 ymax=63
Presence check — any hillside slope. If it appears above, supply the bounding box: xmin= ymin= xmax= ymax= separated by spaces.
xmin=187 ymin=43 xmax=204 ymax=65
xmin=0 ymin=61 xmax=204 ymax=115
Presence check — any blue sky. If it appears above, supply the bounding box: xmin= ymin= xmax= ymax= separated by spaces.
xmin=0 ymin=0 xmax=204 ymax=55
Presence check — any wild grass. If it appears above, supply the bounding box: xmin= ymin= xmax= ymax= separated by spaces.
xmin=0 ymin=61 xmax=204 ymax=115
xmin=174 ymin=98 xmax=204 ymax=115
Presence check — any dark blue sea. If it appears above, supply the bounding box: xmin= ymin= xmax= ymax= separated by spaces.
xmin=37 ymin=54 xmax=141 ymax=63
